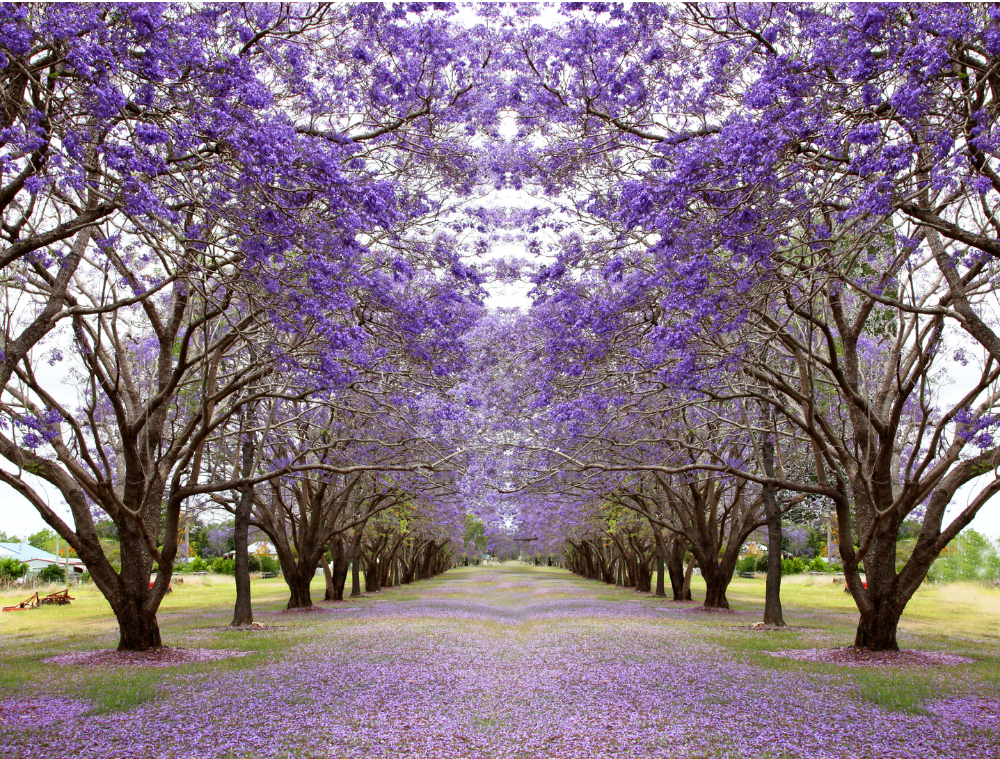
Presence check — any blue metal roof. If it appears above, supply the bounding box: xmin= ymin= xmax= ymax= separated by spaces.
xmin=0 ymin=542 xmax=62 ymax=563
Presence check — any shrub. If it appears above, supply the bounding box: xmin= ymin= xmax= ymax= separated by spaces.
xmin=808 ymin=557 xmax=827 ymax=573
xmin=210 ymin=557 xmax=235 ymax=575
xmin=736 ymin=556 xmax=756 ymax=574
xmin=0 ymin=557 xmax=28 ymax=580
xmin=781 ymin=557 xmax=807 ymax=575
xmin=189 ymin=557 xmax=207 ymax=572
xmin=247 ymin=553 xmax=261 ymax=573
xmin=259 ymin=555 xmax=279 ymax=574
xmin=37 ymin=564 xmax=66 ymax=583
xmin=754 ymin=554 xmax=769 ymax=573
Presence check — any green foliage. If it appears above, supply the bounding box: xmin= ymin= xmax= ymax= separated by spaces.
xmin=37 ymin=564 xmax=66 ymax=582
xmin=897 ymin=519 xmax=922 ymax=541
xmin=781 ymin=557 xmax=807 ymax=575
xmin=189 ymin=557 xmax=207 ymax=572
xmin=754 ymin=554 xmax=769 ymax=572
xmin=0 ymin=557 xmax=28 ymax=580
xmin=808 ymin=557 xmax=827 ymax=572
xmin=927 ymin=530 xmax=1000 ymax=582
xmin=805 ymin=527 xmax=826 ymax=558
xmin=205 ymin=553 xmax=278 ymax=574
xmin=26 ymin=529 xmax=56 ymax=552
xmin=465 ymin=513 xmax=487 ymax=553
xmin=0 ymin=529 xmax=21 ymax=543
xmin=736 ymin=556 xmax=756 ymax=574
xmin=210 ymin=557 xmax=235 ymax=575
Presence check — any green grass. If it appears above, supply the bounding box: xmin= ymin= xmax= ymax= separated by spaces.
xmin=634 ymin=572 xmax=1000 ymax=713
xmin=0 ymin=573 xmax=339 ymax=714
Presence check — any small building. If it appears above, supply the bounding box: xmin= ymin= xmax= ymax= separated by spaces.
xmin=223 ymin=541 xmax=277 ymax=560
xmin=0 ymin=543 xmax=86 ymax=575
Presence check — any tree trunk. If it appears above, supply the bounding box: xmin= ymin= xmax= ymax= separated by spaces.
xmin=761 ymin=414 xmax=786 ymax=627
xmin=231 ymin=433 xmax=255 ymax=627
xmin=113 ymin=521 xmax=163 ymax=651
xmin=851 ymin=520 xmax=904 ymax=650
xmin=364 ymin=556 xmax=380 ymax=593
xmin=322 ymin=550 xmax=336 ymax=601
xmin=854 ymin=601 xmax=903 ymax=650
xmin=635 ymin=562 xmax=652 ymax=592
xmin=420 ymin=542 xmax=437 ymax=580
xmin=680 ymin=558 xmax=695 ymax=600
xmin=762 ymin=512 xmax=785 ymax=627
xmin=330 ymin=541 xmax=349 ymax=601
xmin=113 ymin=597 xmax=163 ymax=651
xmin=655 ymin=539 xmax=666 ymax=598
xmin=703 ymin=570 xmax=730 ymax=609
xmin=351 ymin=541 xmax=362 ymax=597
xmin=286 ymin=570 xmax=313 ymax=609
xmin=666 ymin=536 xmax=689 ymax=601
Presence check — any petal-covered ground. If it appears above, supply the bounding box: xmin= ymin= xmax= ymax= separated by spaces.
xmin=2 ymin=567 xmax=998 ymax=758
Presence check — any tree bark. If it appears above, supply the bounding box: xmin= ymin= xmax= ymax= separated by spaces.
xmin=665 ymin=536 xmax=689 ymax=601
xmin=635 ymin=560 xmax=652 ymax=592
xmin=113 ymin=594 xmax=163 ymax=651
xmin=761 ymin=421 xmax=786 ymax=627
xmin=286 ymin=569 xmax=313 ymax=609
xmin=231 ymin=432 xmax=255 ymax=627
xmin=112 ymin=520 xmax=163 ymax=651
xmin=110 ymin=535 xmax=163 ymax=651
xmin=851 ymin=517 xmax=903 ymax=650
xmin=322 ymin=549 xmax=336 ymax=602
xmin=681 ymin=555 xmax=694 ymax=601
xmin=701 ymin=563 xmax=731 ymax=609
xmin=762 ymin=510 xmax=785 ymax=626
xmin=330 ymin=539 xmax=349 ymax=601
xmin=654 ymin=539 xmax=666 ymax=597
xmin=351 ymin=549 xmax=362 ymax=597
xmin=854 ymin=600 xmax=902 ymax=650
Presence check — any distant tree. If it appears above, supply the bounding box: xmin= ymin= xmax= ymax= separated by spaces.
xmin=782 ymin=526 xmax=811 ymax=558
xmin=203 ymin=525 xmax=235 ymax=559
xmin=929 ymin=531 xmax=1000 ymax=583
xmin=37 ymin=564 xmax=65 ymax=583
xmin=0 ymin=557 xmax=28 ymax=580
xmin=465 ymin=514 xmax=488 ymax=553
xmin=26 ymin=529 xmax=56 ymax=552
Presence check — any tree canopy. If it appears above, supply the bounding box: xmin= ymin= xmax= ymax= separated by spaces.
xmin=3 ymin=2 xmax=1000 ymax=651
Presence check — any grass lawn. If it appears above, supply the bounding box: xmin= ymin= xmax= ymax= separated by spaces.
xmin=1 ymin=567 xmax=998 ymax=758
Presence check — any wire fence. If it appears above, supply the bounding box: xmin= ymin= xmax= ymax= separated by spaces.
xmin=0 ymin=576 xmax=81 ymax=593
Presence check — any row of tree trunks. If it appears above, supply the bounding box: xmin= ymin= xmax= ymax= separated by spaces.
xmin=566 ymin=536 xmax=659 ymax=594
xmin=567 ymin=532 xmax=699 ymax=605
